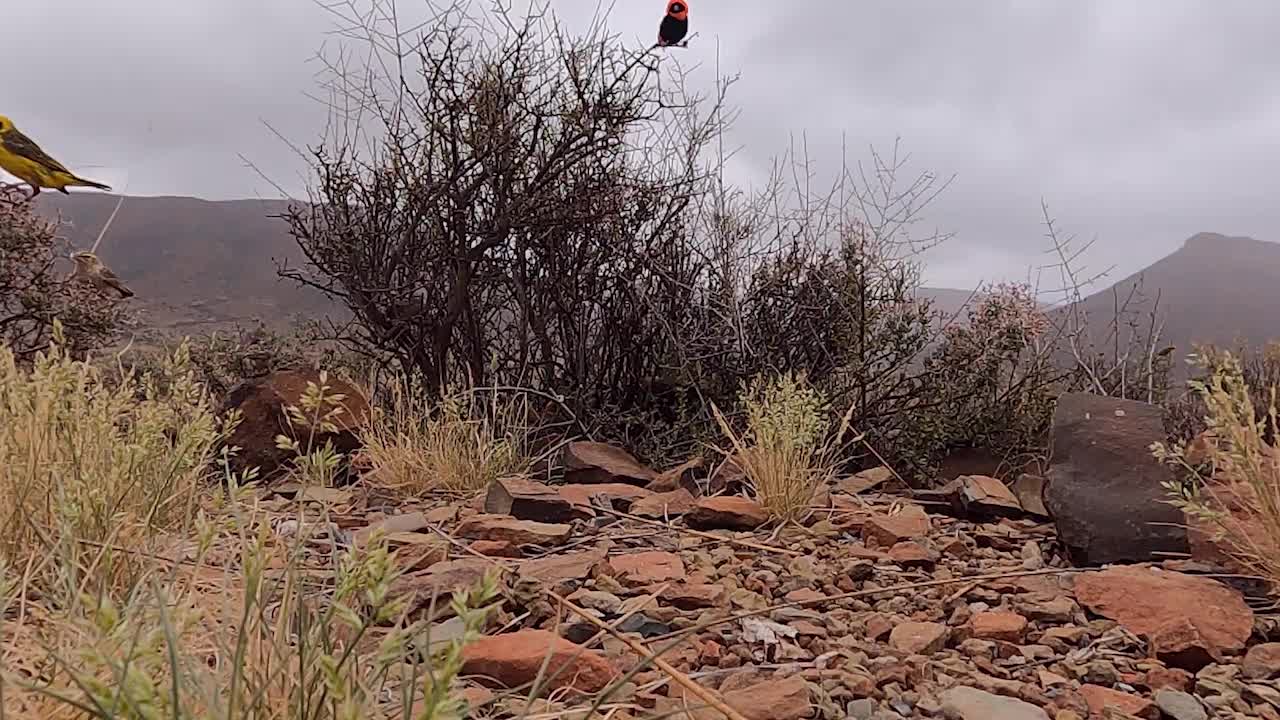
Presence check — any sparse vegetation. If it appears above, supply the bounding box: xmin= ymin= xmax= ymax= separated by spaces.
xmin=8 ymin=1 xmax=1280 ymax=719
xmin=0 ymin=333 xmax=507 ymax=718
xmin=1155 ymin=349 xmax=1280 ymax=588
xmin=0 ymin=325 xmax=230 ymax=594
xmin=0 ymin=187 xmax=130 ymax=361
xmin=713 ymin=371 xmax=854 ymax=522
xmin=359 ymin=382 xmax=536 ymax=496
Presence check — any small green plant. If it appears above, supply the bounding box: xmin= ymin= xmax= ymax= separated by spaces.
xmin=1153 ymin=349 xmax=1280 ymax=587
xmin=275 ymin=370 xmax=350 ymax=487
xmin=712 ymin=371 xmax=854 ymax=521
xmin=360 ymin=381 xmax=533 ymax=496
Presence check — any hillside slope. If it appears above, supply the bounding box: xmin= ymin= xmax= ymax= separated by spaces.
xmin=35 ymin=193 xmax=339 ymax=333
xmin=1061 ymin=232 xmax=1280 ymax=363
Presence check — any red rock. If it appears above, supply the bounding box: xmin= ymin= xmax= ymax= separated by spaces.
xmin=835 ymin=466 xmax=896 ymax=495
xmin=685 ymin=496 xmax=770 ymax=530
xmin=424 ymin=505 xmax=458 ymax=524
xmin=969 ymin=611 xmax=1029 ymax=642
xmin=1047 ymin=690 xmax=1090 ymax=719
xmin=842 ymin=671 xmax=877 ymax=698
xmin=470 ymin=539 xmax=522 ymax=557
xmin=647 ymin=456 xmax=704 ymax=493
xmin=460 ymin=629 xmax=619 ymax=693
xmin=1072 ymin=566 xmax=1253 ymax=670
xmin=630 ymin=488 xmax=698 ymax=519
xmin=698 ymin=639 xmax=723 ymax=665
xmin=558 ymin=483 xmax=652 ymax=511
xmin=724 ymin=674 xmax=811 ymax=720
xmin=956 ymin=474 xmax=1025 ymax=517
xmin=455 ymin=514 xmax=572 ymax=547
xmin=874 ymin=663 xmax=910 ymax=687
xmin=390 ymin=535 xmax=450 ymax=571
xmin=707 ymin=454 xmax=748 ymax=496
xmin=1012 ymin=473 xmax=1050 ymax=518
xmin=220 ymin=369 xmax=371 ymax=483
xmin=391 ymin=558 xmax=495 ymax=612
xmin=888 ymin=621 xmax=948 ymax=655
xmin=1147 ymin=617 xmax=1225 ymax=670
xmin=484 ymin=476 xmax=588 ymax=523
xmin=862 ymin=504 xmax=931 ymax=546
xmin=887 ymin=540 xmax=937 ymax=568
xmin=1042 ymin=626 xmax=1087 ymax=645
xmin=864 ymin=613 xmax=893 ymax=641
xmin=517 ymin=549 xmax=606 ymax=585
xmin=607 ymin=551 xmax=686 ymax=586
xmin=1015 ymin=596 xmax=1078 ymax=623
xmin=785 ymin=588 xmax=825 ymax=604
xmin=1143 ymin=667 xmax=1193 ymax=692
xmin=1078 ymin=684 xmax=1158 ymax=719
xmin=940 ymin=537 xmax=971 ymax=558
xmin=656 ymin=583 xmax=727 ymax=610
xmin=1244 ymin=642 xmax=1280 ymax=680
xmin=563 ymin=441 xmax=657 ymax=485
xmin=676 ymin=674 xmax=810 ymax=720
xmin=848 ymin=545 xmax=890 ymax=562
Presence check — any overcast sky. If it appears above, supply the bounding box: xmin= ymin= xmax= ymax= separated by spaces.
xmin=4 ymin=0 xmax=1278 ymax=291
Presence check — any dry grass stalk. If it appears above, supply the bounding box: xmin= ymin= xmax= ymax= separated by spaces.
xmin=1154 ymin=349 xmax=1280 ymax=588
xmin=359 ymin=379 xmax=534 ymax=496
xmin=0 ymin=328 xmax=229 ymax=595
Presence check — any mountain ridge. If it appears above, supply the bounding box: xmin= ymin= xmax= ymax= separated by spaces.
xmin=31 ymin=194 xmax=1280 ymax=363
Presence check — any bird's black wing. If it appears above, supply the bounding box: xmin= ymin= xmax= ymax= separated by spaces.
xmin=0 ymin=128 xmax=73 ymax=174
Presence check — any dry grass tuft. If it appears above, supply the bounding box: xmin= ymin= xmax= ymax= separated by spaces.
xmin=0 ymin=322 xmax=231 ymax=595
xmin=1154 ymin=349 xmax=1280 ymax=588
xmin=358 ymin=381 xmax=534 ymax=496
xmin=712 ymin=371 xmax=855 ymax=522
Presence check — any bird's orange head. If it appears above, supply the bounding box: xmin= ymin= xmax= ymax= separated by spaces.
xmin=666 ymin=0 xmax=687 ymax=21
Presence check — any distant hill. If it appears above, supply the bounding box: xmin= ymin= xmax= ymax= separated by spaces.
xmin=35 ymin=193 xmax=340 ymax=335
xmin=1057 ymin=232 xmax=1280 ymax=371
xmin=36 ymin=196 xmax=1276 ymax=375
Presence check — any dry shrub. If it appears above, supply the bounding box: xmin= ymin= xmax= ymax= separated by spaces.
xmin=358 ymin=382 xmax=535 ymax=496
xmin=1153 ymin=349 xmax=1280 ymax=588
xmin=0 ymin=323 xmax=230 ymax=594
xmin=713 ymin=371 xmax=854 ymax=521
xmin=0 ymin=187 xmax=130 ymax=361
xmin=912 ymin=282 xmax=1060 ymax=477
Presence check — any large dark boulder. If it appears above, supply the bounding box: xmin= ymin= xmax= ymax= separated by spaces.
xmin=1044 ymin=392 xmax=1189 ymax=565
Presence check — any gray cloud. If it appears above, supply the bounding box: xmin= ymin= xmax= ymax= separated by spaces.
xmin=3 ymin=0 xmax=1277 ymax=291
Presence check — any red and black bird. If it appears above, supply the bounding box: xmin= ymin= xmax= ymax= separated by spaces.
xmin=657 ymin=0 xmax=689 ymax=47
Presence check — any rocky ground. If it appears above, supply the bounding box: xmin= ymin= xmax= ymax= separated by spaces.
xmin=254 ymin=435 xmax=1280 ymax=720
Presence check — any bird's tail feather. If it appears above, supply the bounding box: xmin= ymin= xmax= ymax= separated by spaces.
xmin=74 ymin=176 xmax=112 ymax=191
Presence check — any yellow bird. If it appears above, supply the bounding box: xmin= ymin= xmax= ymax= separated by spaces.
xmin=0 ymin=114 xmax=111 ymax=198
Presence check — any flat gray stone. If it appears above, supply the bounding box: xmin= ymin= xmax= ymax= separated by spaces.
xmin=1154 ymin=688 xmax=1207 ymax=720
xmin=939 ymin=686 xmax=1049 ymax=720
